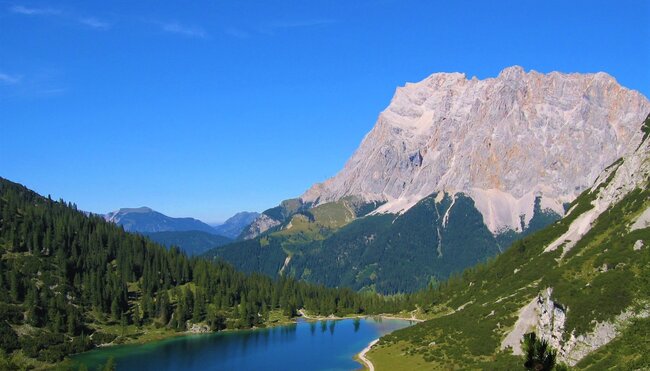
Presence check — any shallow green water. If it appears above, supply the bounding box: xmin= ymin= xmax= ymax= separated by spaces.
xmin=72 ymin=317 xmax=413 ymax=370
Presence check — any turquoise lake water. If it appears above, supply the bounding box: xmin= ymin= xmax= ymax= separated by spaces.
xmin=72 ymin=317 xmax=413 ymax=370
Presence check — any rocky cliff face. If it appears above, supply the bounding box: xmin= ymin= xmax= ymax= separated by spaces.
xmin=366 ymin=114 xmax=650 ymax=368
xmin=302 ymin=66 xmax=650 ymax=233
xmin=501 ymin=114 xmax=650 ymax=365
xmin=238 ymin=214 xmax=281 ymax=240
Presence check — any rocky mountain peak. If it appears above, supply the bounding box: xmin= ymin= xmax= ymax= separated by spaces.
xmin=302 ymin=66 xmax=650 ymax=233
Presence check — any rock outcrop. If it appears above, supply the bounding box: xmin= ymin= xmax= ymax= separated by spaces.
xmin=502 ymin=287 xmax=650 ymax=366
xmin=239 ymin=214 xmax=281 ymax=240
xmin=302 ymin=66 xmax=650 ymax=233
xmin=502 ymin=116 xmax=650 ymax=365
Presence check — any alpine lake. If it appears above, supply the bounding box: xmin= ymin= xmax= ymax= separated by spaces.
xmin=72 ymin=317 xmax=414 ymax=370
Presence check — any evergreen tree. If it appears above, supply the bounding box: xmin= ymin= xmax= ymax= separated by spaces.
xmin=0 ymin=177 xmax=419 ymax=365
xmin=523 ymin=332 xmax=557 ymax=371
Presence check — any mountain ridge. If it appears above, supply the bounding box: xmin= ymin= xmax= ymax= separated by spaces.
xmin=210 ymin=67 xmax=648 ymax=294
xmin=104 ymin=207 xmax=218 ymax=234
xmin=368 ymin=112 xmax=650 ymax=369
xmin=302 ymin=66 xmax=650 ymax=233
xmin=213 ymin=211 xmax=260 ymax=239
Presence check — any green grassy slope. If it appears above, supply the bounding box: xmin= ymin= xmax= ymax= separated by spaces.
xmin=368 ymin=120 xmax=650 ymax=369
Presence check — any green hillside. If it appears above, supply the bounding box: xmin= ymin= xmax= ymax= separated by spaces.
xmin=0 ymin=178 xmax=423 ymax=369
xmin=144 ymin=230 xmax=232 ymax=256
xmin=207 ymin=193 xmax=559 ymax=293
xmin=366 ymin=117 xmax=650 ymax=369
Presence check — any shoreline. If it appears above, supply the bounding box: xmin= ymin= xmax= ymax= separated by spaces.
xmin=297 ymin=309 xmax=425 ymax=323
xmin=70 ymin=311 xmax=422 ymax=368
xmin=357 ymin=339 xmax=379 ymax=371
xmin=86 ymin=311 xmax=419 ymax=352
xmin=350 ymin=313 xmax=423 ymax=370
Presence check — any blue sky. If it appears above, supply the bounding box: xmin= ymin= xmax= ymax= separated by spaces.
xmin=1 ymin=0 xmax=648 ymax=223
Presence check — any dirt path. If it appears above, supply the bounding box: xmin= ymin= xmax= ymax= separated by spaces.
xmin=358 ymin=339 xmax=378 ymax=371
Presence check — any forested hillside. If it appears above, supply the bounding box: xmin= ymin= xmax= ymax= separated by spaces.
xmin=0 ymin=178 xmax=428 ymax=368
xmin=144 ymin=230 xmax=232 ymax=256
xmin=366 ymin=114 xmax=650 ymax=370
xmin=207 ymin=193 xmax=558 ymax=293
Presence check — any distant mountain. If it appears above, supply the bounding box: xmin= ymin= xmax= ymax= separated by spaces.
xmin=213 ymin=211 xmax=260 ymax=239
xmin=208 ymin=67 xmax=650 ymax=294
xmin=144 ymin=230 xmax=231 ymax=256
xmin=0 ymin=177 xmax=401 ymax=368
xmin=104 ymin=207 xmax=217 ymax=234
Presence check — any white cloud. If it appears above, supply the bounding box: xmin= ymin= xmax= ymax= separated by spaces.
xmin=0 ymin=73 xmax=21 ymax=85
xmin=79 ymin=17 xmax=110 ymax=30
xmin=10 ymin=5 xmax=109 ymax=31
xmin=9 ymin=5 xmax=62 ymax=16
xmin=162 ymin=22 xmax=207 ymax=38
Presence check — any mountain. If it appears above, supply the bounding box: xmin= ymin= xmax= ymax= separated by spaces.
xmin=367 ymin=113 xmax=650 ymax=369
xmin=213 ymin=211 xmax=260 ymax=239
xmin=208 ymin=67 xmax=650 ymax=293
xmin=144 ymin=230 xmax=232 ymax=256
xmin=302 ymin=66 xmax=649 ymax=233
xmin=104 ymin=207 xmax=218 ymax=235
xmin=0 ymin=177 xmax=415 ymax=368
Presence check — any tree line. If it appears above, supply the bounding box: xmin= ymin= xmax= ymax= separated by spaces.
xmin=0 ymin=177 xmax=435 ymax=364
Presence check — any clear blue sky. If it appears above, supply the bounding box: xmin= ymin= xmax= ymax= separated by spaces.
xmin=1 ymin=0 xmax=648 ymax=223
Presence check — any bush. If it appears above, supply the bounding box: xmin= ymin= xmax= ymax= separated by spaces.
xmin=38 ymin=344 xmax=66 ymax=362
xmin=0 ymin=322 xmax=19 ymax=353
xmin=0 ymin=303 xmax=23 ymax=324
xmin=91 ymin=332 xmax=117 ymax=346
xmin=19 ymin=332 xmax=65 ymax=358
xmin=522 ymin=332 xmax=557 ymax=371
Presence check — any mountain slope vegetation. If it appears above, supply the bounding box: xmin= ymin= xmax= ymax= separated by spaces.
xmin=144 ymin=230 xmax=232 ymax=256
xmin=367 ymin=114 xmax=650 ymax=369
xmin=207 ymin=193 xmax=559 ymax=293
xmin=0 ymin=178 xmax=429 ymax=368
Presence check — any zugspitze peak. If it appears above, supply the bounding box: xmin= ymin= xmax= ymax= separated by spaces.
xmin=302 ymin=66 xmax=650 ymax=233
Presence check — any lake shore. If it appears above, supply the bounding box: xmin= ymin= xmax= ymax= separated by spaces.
xmin=295 ymin=310 xmax=424 ymax=371
xmin=71 ymin=316 xmax=415 ymax=371
xmin=357 ymin=339 xmax=379 ymax=371
xmin=297 ymin=309 xmax=425 ymax=323
xmin=67 ymin=310 xmax=420 ymax=370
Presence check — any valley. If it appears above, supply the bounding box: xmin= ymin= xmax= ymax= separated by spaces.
xmin=1 ymin=97 xmax=648 ymax=371
xmin=2 ymin=11 xmax=649 ymax=367
xmin=207 ymin=67 xmax=649 ymax=295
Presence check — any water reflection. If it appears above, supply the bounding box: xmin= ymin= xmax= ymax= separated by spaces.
xmin=72 ymin=318 xmax=413 ymax=371
xmin=310 ymin=322 xmax=316 ymax=335
xmin=353 ymin=318 xmax=361 ymax=332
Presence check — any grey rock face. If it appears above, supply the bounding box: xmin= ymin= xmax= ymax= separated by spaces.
xmin=239 ymin=214 xmax=281 ymax=240
xmin=213 ymin=211 xmax=260 ymax=239
xmin=302 ymin=66 xmax=650 ymax=233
